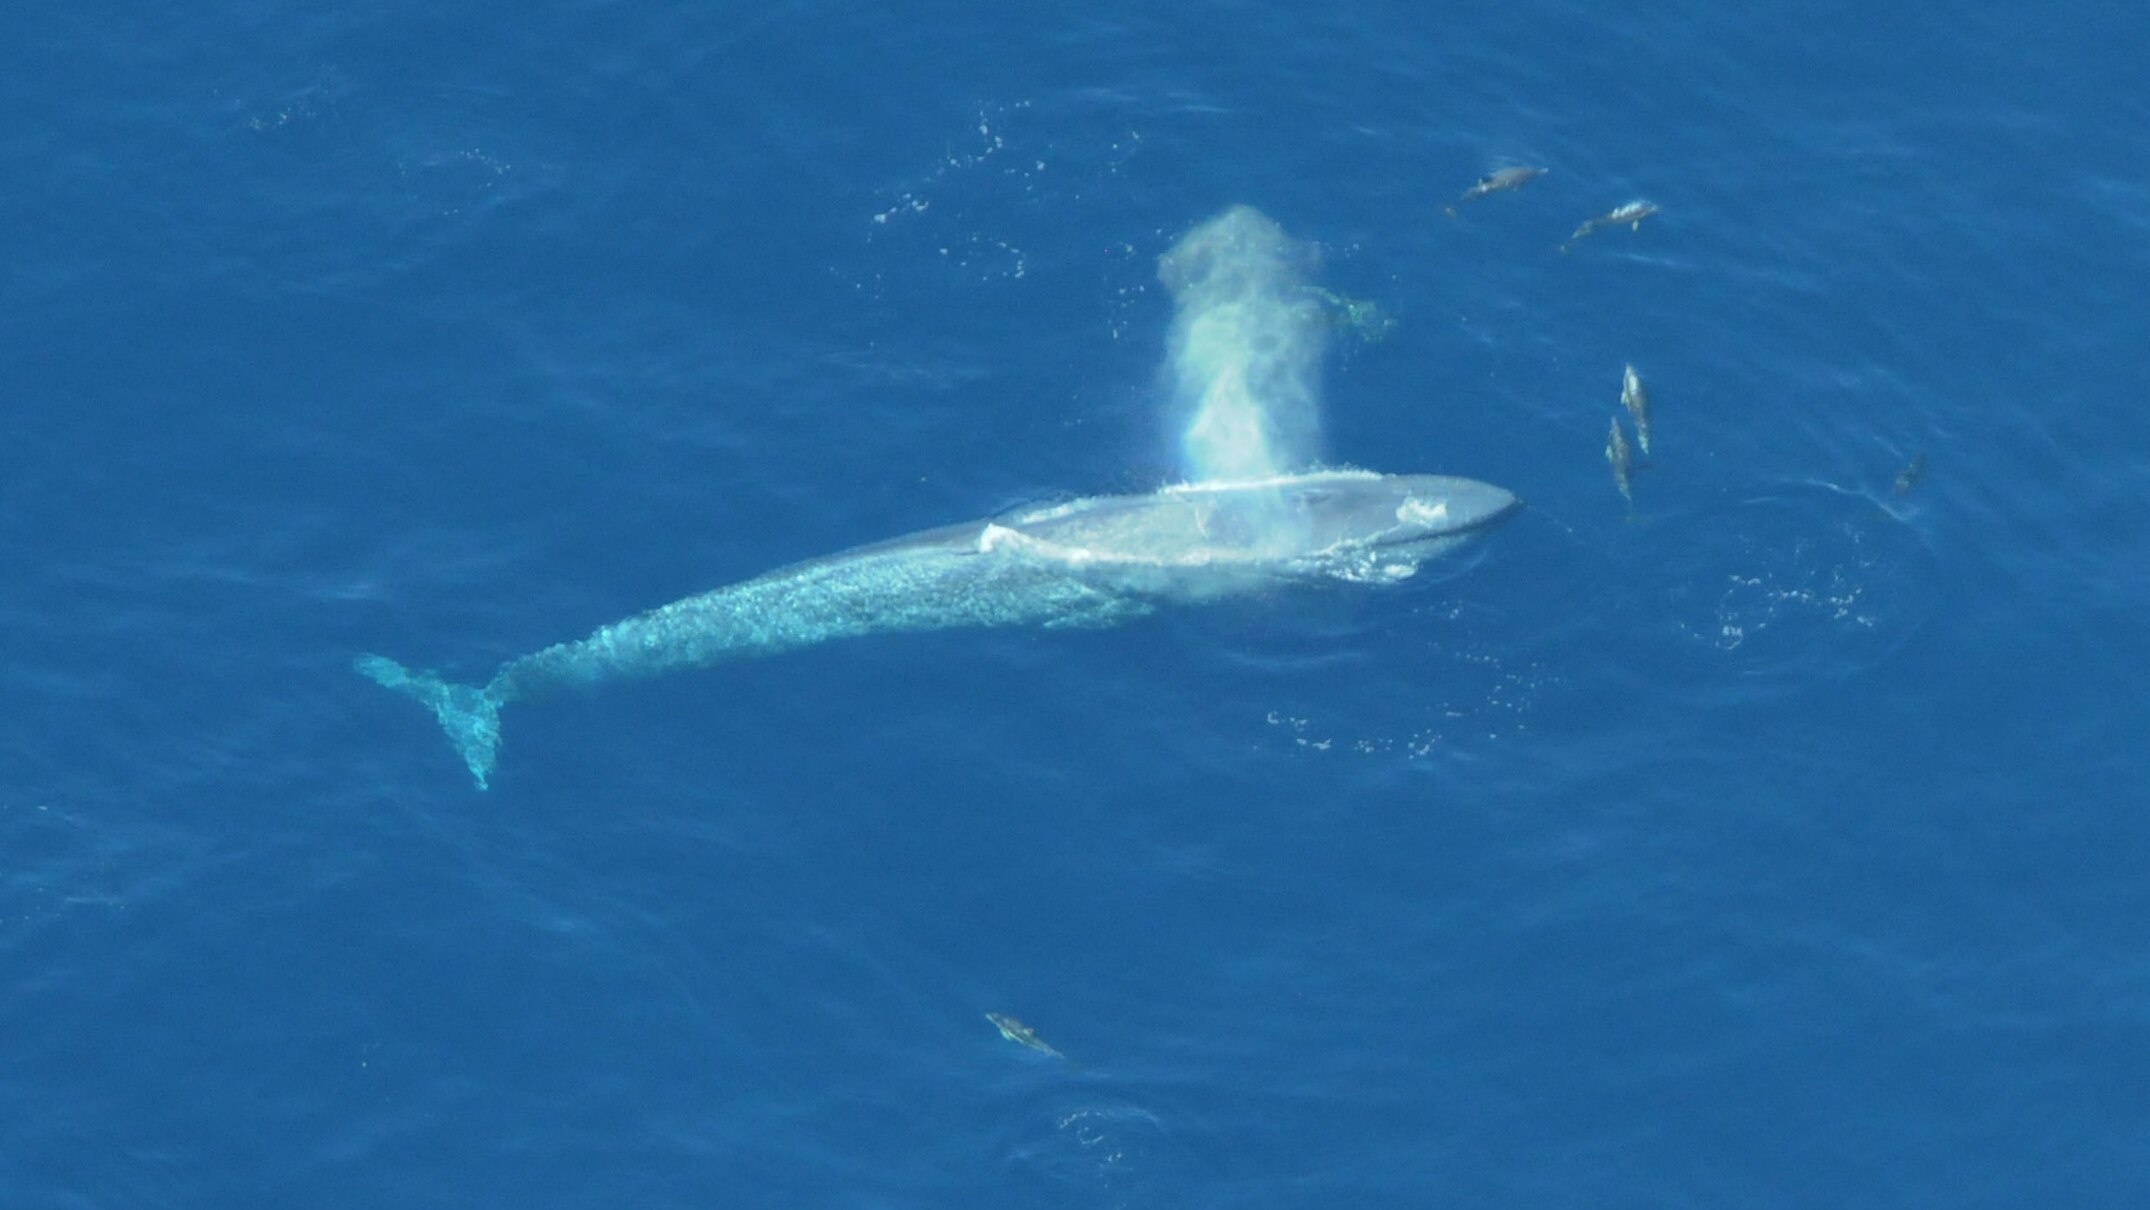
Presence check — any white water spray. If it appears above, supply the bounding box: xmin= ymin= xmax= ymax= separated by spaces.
xmin=1158 ymin=205 xmax=1328 ymax=483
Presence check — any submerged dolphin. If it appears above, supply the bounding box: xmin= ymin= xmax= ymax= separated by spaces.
xmin=358 ymin=468 xmax=1521 ymax=787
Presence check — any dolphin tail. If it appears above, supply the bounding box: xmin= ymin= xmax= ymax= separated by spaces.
xmin=355 ymin=655 xmax=503 ymax=789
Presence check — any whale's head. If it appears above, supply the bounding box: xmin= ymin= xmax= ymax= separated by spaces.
xmin=996 ymin=469 xmax=1520 ymax=586
xmin=1227 ymin=470 xmax=1518 ymax=579
xmin=1279 ymin=471 xmax=1521 ymax=550
xmin=1159 ymin=469 xmax=1518 ymax=559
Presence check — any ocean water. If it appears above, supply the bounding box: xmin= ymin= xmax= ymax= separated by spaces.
xmin=6 ymin=2 xmax=2148 ymax=1207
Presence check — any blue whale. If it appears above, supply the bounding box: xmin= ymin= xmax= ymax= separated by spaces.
xmin=358 ymin=469 xmax=1520 ymax=787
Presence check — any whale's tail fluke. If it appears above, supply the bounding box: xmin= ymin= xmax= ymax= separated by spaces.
xmin=355 ymin=655 xmax=502 ymax=790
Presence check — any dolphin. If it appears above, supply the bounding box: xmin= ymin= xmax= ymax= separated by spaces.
xmin=1445 ymin=165 xmax=1548 ymax=216
xmin=357 ymin=468 xmax=1521 ymax=787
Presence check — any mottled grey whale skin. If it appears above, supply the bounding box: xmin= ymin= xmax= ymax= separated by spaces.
xmin=357 ymin=469 xmax=1520 ymax=788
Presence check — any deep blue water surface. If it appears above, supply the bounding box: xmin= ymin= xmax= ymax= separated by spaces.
xmin=7 ymin=3 xmax=2149 ymax=1207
